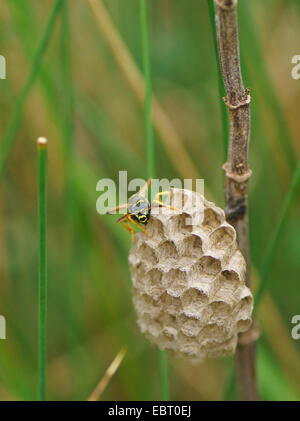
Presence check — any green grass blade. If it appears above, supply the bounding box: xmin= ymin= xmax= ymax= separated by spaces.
xmin=37 ymin=137 xmax=48 ymax=401
xmin=140 ymin=0 xmax=155 ymax=180
xmin=258 ymin=341 xmax=300 ymax=401
xmin=158 ymin=349 xmax=169 ymax=401
xmin=60 ymin=0 xmax=75 ymax=170
xmin=255 ymin=162 xmax=300 ymax=309
xmin=207 ymin=0 xmax=229 ymax=160
xmin=9 ymin=0 xmax=63 ymax=127
xmin=76 ymin=94 xmax=145 ymax=176
xmin=239 ymin=1 xmax=296 ymax=170
xmin=0 ymin=0 xmax=63 ymax=181
xmin=60 ymin=0 xmax=81 ymax=393
xmin=222 ymin=367 xmax=236 ymax=401
xmin=140 ymin=0 xmax=169 ymax=400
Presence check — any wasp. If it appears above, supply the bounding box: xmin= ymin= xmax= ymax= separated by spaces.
xmin=106 ymin=179 xmax=177 ymax=241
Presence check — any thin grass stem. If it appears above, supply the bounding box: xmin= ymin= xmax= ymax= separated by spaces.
xmin=60 ymin=0 xmax=75 ymax=179
xmin=88 ymin=347 xmax=127 ymax=401
xmin=140 ymin=0 xmax=155 ymax=180
xmin=158 ymin=349 xmax=169 ymax=401
xmin=207 ymin=0 xmax=229 ymax=160
xmin=37 ymin=137 xmax=48 ymax=401
xmin=222 ymin=367 xmax=235 ymax=401
xmin=140 ymin=0 xmax=169 ymax=400
xmin=60 ymin=0 xmax=82 ymax=396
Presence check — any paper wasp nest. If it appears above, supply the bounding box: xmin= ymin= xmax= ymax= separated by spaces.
xmin=129 ymin=189 xmax=253 ymax=363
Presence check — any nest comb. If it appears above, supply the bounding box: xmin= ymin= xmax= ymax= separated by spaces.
xmin=129 ymin=188 xmax=253 ymax=363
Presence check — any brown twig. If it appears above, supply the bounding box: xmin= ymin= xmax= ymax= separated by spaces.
xmin=214 ymin=0 xmax=259 ymax=400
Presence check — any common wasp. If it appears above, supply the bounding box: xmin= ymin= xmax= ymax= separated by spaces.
xmin=106 ymin=179 xmax=177 ymax=241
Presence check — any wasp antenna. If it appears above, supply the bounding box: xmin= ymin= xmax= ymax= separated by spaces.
xmin=106 ymin=203 xmax=128 ymax=214
xmin=140 ymin=178 xmax=152 ymax=197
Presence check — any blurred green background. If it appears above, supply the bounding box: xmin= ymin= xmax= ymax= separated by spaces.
xmin=0 ymin=0 xmax=300 ymax=401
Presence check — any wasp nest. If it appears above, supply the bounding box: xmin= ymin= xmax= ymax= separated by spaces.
xmin=129 ymin=188 xmax=253 ymax=363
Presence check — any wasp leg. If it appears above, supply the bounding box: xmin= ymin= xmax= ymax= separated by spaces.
xmin=152 ymin=191 xmax=178 ymax=212
xmin=139 ymin=178 xmax=152 ymax=197
xmin=106 ymin=203 xmax=128 ymax=215
xmin=128 ymin=215 xmax=147 ymax=235
xmin=151 ymin=200 xmax=178 ymax=214
xmin=120 ymin=218 xmax=135 ymax=243
xmin=153 ymin=191 xmax=172 ymax=200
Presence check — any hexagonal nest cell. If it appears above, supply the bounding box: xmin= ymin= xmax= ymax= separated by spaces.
xmin=129 ymin=188 xmax=253 ymax=363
